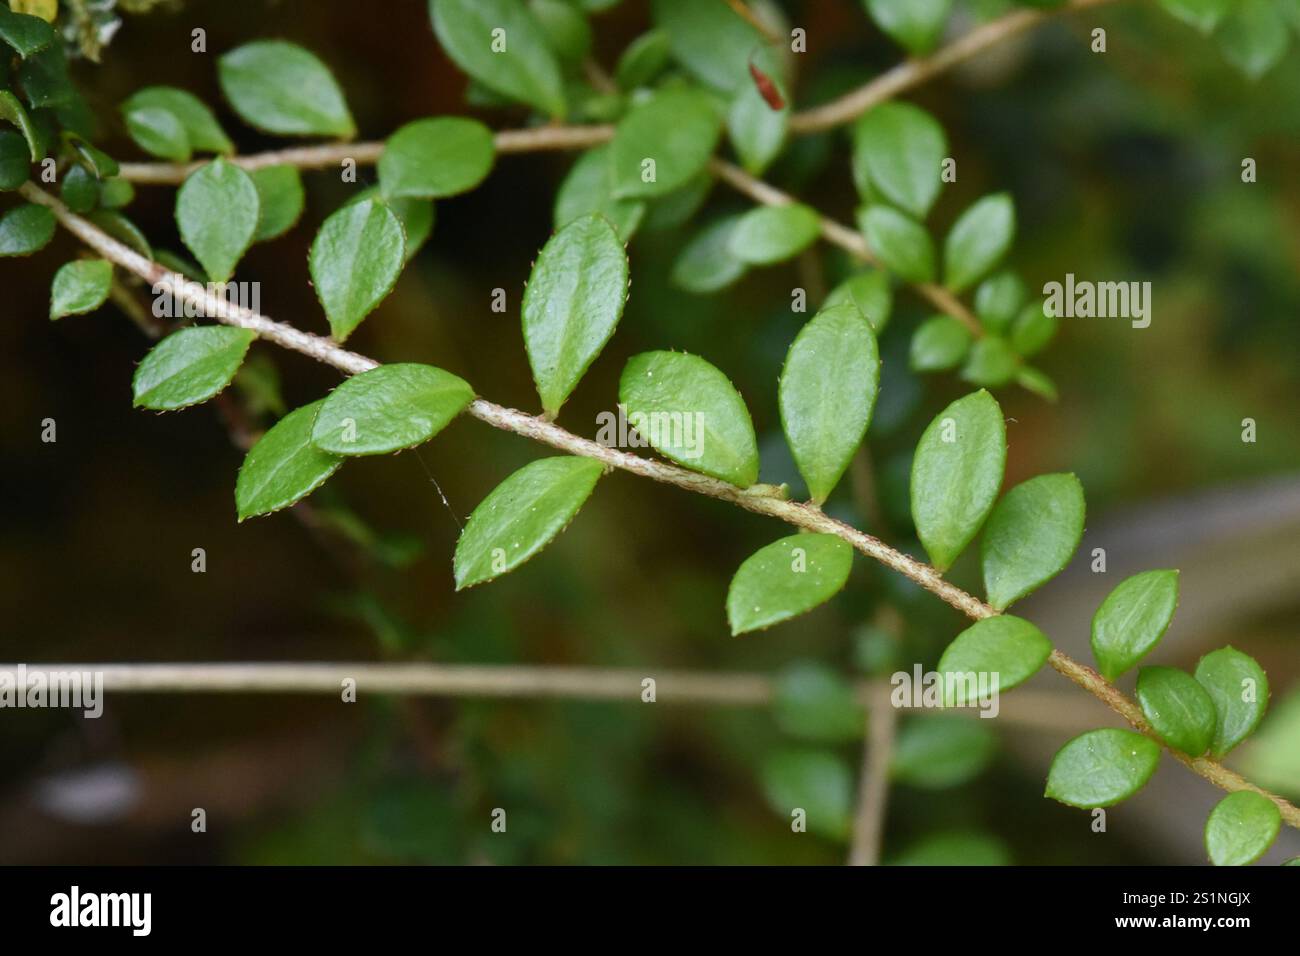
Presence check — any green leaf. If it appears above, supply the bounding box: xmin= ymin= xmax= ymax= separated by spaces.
xmin=619 ymin=350 xmax=759 ymax=487
xmin=348 ymin=187 xmax=434 ymax=264
xmin=175 ymin=158 xmax=260 ymax=283
xmin=726 ymin=47 xmax=788 ymax=175
xmin=851 ymin=102 xmax=946 ymax=219
xmin=760 ymin=750 xmax=853 ymax=841
xmin=0 ymin=90 xmax=42 ymax=161
xmin=98 ymin=176 xmax=134 ymax=209
xmin=67 ymin=136 xmax=118 ymax=179
xmin=309 ymin=197 xmax=405 ymax=341
xmin=892 ymin=716 xmax=998 ymax=789
xmin=88 ymin=210 xmax=151 ymax=259
xmin=726 ymin=534 xmax=853 ymax=635
xmin=1090 ymin=569 xmax=1180 ymax=681
xmin=1010 ymin=299 xmax=1056 ymax=357
xmin=1205 ymin=791 xmax=1281 ymax=866
xmin=1136 ymin=666 xmax=1217 ymax=757
xmin=132 ymin=326 xmax=256 ymax=411
xmin=1016 ymin=365 xmax=1058 ymax=402
xmin=1158 ymin=0 xmax=1231 ymax=34
xmin=0 ymin=202 xmax=54 ymax=255
xmin=1217 ymin=0 xmax=1290 ymax=79
xmin=59 ymin=164 xmax=98 ymax=213
xmin=430 ymin=0 xmax=566 ymax=117
xmin=641 ymin=171 xmax=713 ymax=232
xmin=122 ymin=86 xmax=233 ymax=154
xmin=865 ymin=0 xmax=954 ymax=55
xmin=980 ymin=473 xmax=1083 ymax=609
xmin=973 ymin=271 xmax=1026 ymax=334
xmin=49 ymin=259 xmax=111 ymax=319
xmin=772 ymin=662 xmax=864 ymax=742
xmin=235 ymin=401 xmax=344 ymax=520
xmin=378 ymin=117 xmax=496 ymax=200
xmin=1195 ymin=646 xmax=1269 ymax=757
xmin=1045 ymin=729 xmax=1161 ymax=808
xmin=453 ymin=456 xmax=604 ymax=589
xmin=910 ymin=315 xmax=972 ymax=371
xmin=218 ymin=40 xmax=355 ymax=137
xmin=889 ymin=830 xmax=1010 ymax=866
xmin=530 ymin=0 xmax=592 ymax=64
xmin=670 ymin=214 xmax=746 ymax=293
xmin=0 ymin=130 xmax=28 ymax=189
xmin=522 ymin=214 xmax=629 ymax=417
xmin=554 ymin=145 xmax=645 ymax=241
xmin=944 ymin=193 xmax=1015 ymax=292
xmin=0 ymin=8 xmax=55 ymax=57
xmin=824 ymin=270 xmax=892 ymax=333
xmin=615 ymin=30 xmax=671 ymax=90
xmin=311 ymin=363 xmax=474 ymax=455
xmin=17 ymin=42 xmax=74 ymax=109
xmin=250 ymin=165 xmax=305 ymax=243
xmin=779 ymin=304 xmax=879 ymax=504
xmin=937 ymin=615 xmax=1051 ymax=705
xmin=859 ymin=204 xmax=935 ymax=284
xmin=609 ymin=87 xmax=721 ymax=199
xmin=728 ymin=203 xmax=820 ymax=266
xmin=960 ymin=336 xmax=1019 ymax=388
xmin=651 ymin=0 xmax=769 ymax=95
xmin=910 ymin=390 xmax=1006 ymax=571
xmin=123 ymin=105 xmax=189 ymax=162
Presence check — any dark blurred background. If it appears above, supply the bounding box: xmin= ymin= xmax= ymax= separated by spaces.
xmin=0 ymin=0 xmax=1297 ymax=864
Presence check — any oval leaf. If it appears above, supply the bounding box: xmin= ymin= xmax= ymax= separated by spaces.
xmin=937 ymin=615 xmax=1052 ymax=705
xmin=1045 ymin=728 xmax=1162 ymax=808
xmin=122 ymin=86 xmax=233 ymax=154
xmin=123 ymin=105 xmax=190 ymax=162
xmin=670 ymin=214 xmax=746 ymax=293
xmin=50 ymin=259 xmax=111 ymax=319
xmin=175 ymin=158 xmax=259 ymax=283
xmin=1090 ymin=569 xmax=1180 ymax=681
xmin=1136 ymin=665 xmax=1217 ymax=757
xmin=609 ymin=87 xmax=721 ymax=199
xmin=453 ymin=456 xmax=604 ymax=589
xmin=250 ymin=165 xmax=305 ymax=242
xmin=312 ymin=363 xmax=474 ymax=455
xmin=1204 ymin=791 xmax=1281 ymax=866
xmin=554 ymin=145 xmax=646 ymax=241
xmin=866 ymin=0 xmax=953 ymax=56
xmin=980 ymin=473 xmax=1085 ymax=610
xmin=859 ymin=203 xmax=935 ymax=284
xmin=726 ymin=534 xmax=853 ymax=635
xmin=851 ymin=101 xmax=946 ymax=218
xmin=760 ymin=749 xmax=853 ymax=841
xmin=218 ymin=40 xmax=354 ymax=137
xmin=618 ymin=350 xmax=759 ymax=487
xmin=824 ymin=270 xmax=893 ymax=332
xmin=235 ymin=400 xmax=343 ymax=520
xmin=132 ymin=326 xmax=256 ymax=411
xmin=728 ymin=203 xmax=820 ymax=265
xmin=1194 ymin=646 xmax=1269 ymax=757
xmin=772 ymin=662 xmax=864 ymax=743
xmin=943 ymin=193 xmax=1015 ymax=293
xmin=910 ymin=389 xmax=1006 ymax=571
xmin=378 ymin=116 xmax=495 ymax=200
xmin=308 ymin=197 xmax=405 ymax=341
xmin=522 ymin=214 xmax=629 ymax=417
xmin=910 ymin=314 xmax=972 ymax=371
xmin=892 ymin=715 xmax=998 ymax=790
xmin=779 ymin=304 xmax=879 ymax=504
xmin=0 ymin=202 xmax=54 ymax=255
xmin=0 ymin=8 xmax=56 ymax=58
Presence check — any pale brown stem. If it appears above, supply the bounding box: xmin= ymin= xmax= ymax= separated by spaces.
xmin=848 ymin=684 xmax=898 ymax=866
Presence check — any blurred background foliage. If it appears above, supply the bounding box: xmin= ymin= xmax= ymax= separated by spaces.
xmin=1 ymin=0 xmax=1297 ymax=864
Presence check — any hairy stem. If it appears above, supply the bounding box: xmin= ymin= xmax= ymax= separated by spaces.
xmin=24 ymin=181 xmax=1300 ymax=830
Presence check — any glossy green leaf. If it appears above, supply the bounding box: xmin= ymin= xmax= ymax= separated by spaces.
xmin=859 ymin=204 xmax=935 ymax=284
xmin=0 ymin=202 xmax=54 ymax=255
xmin=453 ymin=456 xmax=604 ymax=589
xmin=0 ymin=130 xmax=28 ymax=189
xmin=348 ymin=187 xmax=434 ymax=264
xmin=651 ymin=0 xmax=769 ymax=94
xmin=670 ymin=214 xmax=746 ymax=293
xmin=1045 ymin=728 xmax=1161 ymax=808
xmin=523 ymin=214 xmax=628 ymax=417
xmin=59 ymin=164 xmax=98 ymax=213
xmin=378 ymin=117 xmax=495 ymax=200
xmin=1217 ymin=0 xmax=1290 ymax=79
xmin=910 ymin=390 xmax=1006 ymax=571
xmin=851 ymin=102 xmax=946 ymax=218
xmin=133 ymin=326 xmax=255 ymax=411
xmin=122 ymin=86 xmax=233 ymax=154
xmin=865 ymin=0 xmax=953 ymax=55
xmin=0 ymin=8 xmax=55 ymax=57
xmin=1090 ymin=569 xmax=1180 ymax=681
xmin=309 ymin=197 xmax=405 ymax=341
xmin=1205 ymin=791 xmax=1280 ymax=866
xmin=250 ymin=165 xmax=305 ymax=243
xmin=49 ymin=259 xmax=111 ymax=319
xmin=218 ymin=40 xmax=355 ymax=137
xmin=1159 ymin=0 xmax=1231 ymax=34
xmin=0 ymin=90 xmax=41 ymax=162
xmin=312 ymin=363 xmax=473 ymax=455
xmin=726 ymin=534 xmax=853 ymax=635
xmin=17 ymin=43 xmax=74 ymax=109
xmin=943 ymin=193 xmax=1015 ymax=293
xmin=124 ymin=105 xmax=189 ymax=162
xmin=175 ymin=158 xmax=259 ymax=283
xmin=760 ymin=750 xmax=853 ymax=841
xmin=615 ymin=30 xmax=671 ymax=90
xmin=554 ymin=145 xmax=645 ymax=241
xmin=235 ymin=400 xmax=344 ymax=520
xmin=824 ymin=270 xmax=892 ymax=332
xmin=1195 ymin=646 xmax=1270 ymax=757
xmin=619 ymin=350 xmax=759 ymax=487
xmin=728 ymin=204 xmax=819 ymax=266
xmin=937 ymin=615 xmax=1051 ymax=705
xmin=981 ymin=473 xmax=1084 ymax=609
xmin=973 ymin=271 xmax=1026 ymax=334
xmin=1136 ymin=666 xmax=1217 ymax=757
xmin=67 ymin=136 xmax=118 ymax=179
xmin=910 ymin=315 xmax=972 ymax=371
xmin=609 ymin=87 xmax=721 ymax=199
xmin=772 ymin=662 xmax=864 ymax=742
xmin=892 ymin=715 xmax=998 ymax=789
xmin=430 ymin=0 xmax=566 ymax=117
xmin=779 ymin=304 xmax=879 ymax=504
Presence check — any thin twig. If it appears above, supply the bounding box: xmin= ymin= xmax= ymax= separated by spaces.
xmin=848 ymin=684 xmax=898 ymax=866
xmin=23 ymin=180 xmax=1300 ymax=830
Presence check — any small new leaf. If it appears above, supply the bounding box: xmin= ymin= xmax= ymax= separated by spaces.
xmin=943 ymin=193 xmax=1015 ymax=293
xmin=859 ymin=204 xmax=935 ymax=284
